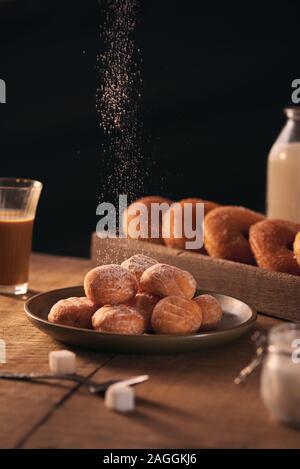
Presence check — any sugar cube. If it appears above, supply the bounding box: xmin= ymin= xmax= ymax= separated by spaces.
xmin=105 ymin=384 xmax=135 ymax=412
xmin=49 ymin=350 xmax=76 ymax=374
xmin=0 ymin=339 xmax=6 ymax=364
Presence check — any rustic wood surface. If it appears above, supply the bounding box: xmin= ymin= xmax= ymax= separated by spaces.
xmin=0 ymin=252 xmax=299 ymax=449
xmin=92 ymin=235 xmax=300 ymax=322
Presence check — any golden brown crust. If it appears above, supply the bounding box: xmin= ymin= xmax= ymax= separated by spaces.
xmin=194 ymin=294 xmax=223 ymax=331
xmin=122 ymin=196 xmax=173 ymax=244
xmin=294 ymin=232 xmax=300 ymax=267
xmin=250 ymin=219 xmax=300 ymax=275
xmin=121 ymin=254 xmax=158 ymax=284
xmin=162 ymin=198 xmax=220 ymax=252
xmin=92 ymin=304 xmax=145 ymax=335
xmin=179 ymin=198 xmax=220 ymax=215
xmin=140 ymin=263 xmax=197 ymax=299
xmin=48 ymin=297 xmax=97 ymax=329
xmin=204 ymin=206 xmax=265 ymax=264
xmin=151 ymin=296 xmax=202 ymax=335
xmin=84 ymin=264 xmax=138 ymax=306
xmin=133 ymin=292 xmax=159 ymax=331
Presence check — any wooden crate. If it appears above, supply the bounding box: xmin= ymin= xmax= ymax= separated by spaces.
xmin=91 ymin=233 xmax=300 ymax=322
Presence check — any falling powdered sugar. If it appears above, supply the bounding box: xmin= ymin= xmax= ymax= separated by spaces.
xmin=96 ymin=0 xmax=143 ymax=204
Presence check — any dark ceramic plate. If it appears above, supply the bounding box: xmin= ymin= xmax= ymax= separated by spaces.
xmin=24 ymin=286 xmax=256 ymax=353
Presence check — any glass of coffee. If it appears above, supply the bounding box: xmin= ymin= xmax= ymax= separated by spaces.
xmin=0 ymin=178 xmax=43 ymax=295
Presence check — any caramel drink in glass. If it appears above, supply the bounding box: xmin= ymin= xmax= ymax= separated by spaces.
xmin=0 ymin=178 xmax=42 ymax=295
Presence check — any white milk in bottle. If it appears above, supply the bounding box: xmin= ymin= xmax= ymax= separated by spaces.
xmin=267 ymin=108 xmax=300 ymax=222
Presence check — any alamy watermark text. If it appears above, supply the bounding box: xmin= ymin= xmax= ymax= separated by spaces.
xmin=0 ymin=79 xmax=6 ymax=104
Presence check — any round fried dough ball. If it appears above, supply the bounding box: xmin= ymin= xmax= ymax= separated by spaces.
xmin=140 ymin=263 xmax=197 ymax=299
xmin=133 ymin=292 xmax=160 ymax=330
xmin=92 ymin=304 xmax=145 ymax=335
xmin=194 ymin=294 xmax=223 ymax=331
xmin=151 ymin=296 xmax=202 ymax=335
xmin=84 ymin=264 xmax=138 ymax=306
xmin=48 ymin=297 xmax=97 ymax=329
xmin=121 ymin=254 xmax=158 ymax=284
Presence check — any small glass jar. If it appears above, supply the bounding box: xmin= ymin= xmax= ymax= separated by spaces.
xmin=261 ymin=323 xmax=300 ymax=427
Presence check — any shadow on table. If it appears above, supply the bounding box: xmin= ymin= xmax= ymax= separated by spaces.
xmin=123 ymin=401 xmax=197 ymax=443
xmin=1 ymin=289 xmax=41 ymax=302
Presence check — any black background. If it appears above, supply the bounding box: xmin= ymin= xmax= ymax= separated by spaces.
xmin=0 ymin=0 xmax=298 ymax=257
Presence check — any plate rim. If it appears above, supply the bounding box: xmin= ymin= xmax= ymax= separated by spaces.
xmin=24 ymin=285 xmax=257 ymax=340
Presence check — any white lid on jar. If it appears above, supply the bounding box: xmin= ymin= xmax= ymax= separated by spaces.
xmin=268 ymin=323 xmax=300 ymax=356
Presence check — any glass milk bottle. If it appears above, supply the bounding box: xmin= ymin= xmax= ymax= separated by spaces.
xmin=267 ymin=107 xmax=300 ymax=222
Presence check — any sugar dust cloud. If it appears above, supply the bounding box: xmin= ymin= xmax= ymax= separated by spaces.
xmin=96 ymin=0 xmax=143 ymax=263
xmin=96 ymin=0 xmax=143 ymax=203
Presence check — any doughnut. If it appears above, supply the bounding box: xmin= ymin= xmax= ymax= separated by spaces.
xmin=204 ymin=206 xmax=265 ymax=264
xmin=294 ymin=231 xmax=300 ymax=267
xmin=194 ymin=294 xmax=223 ymax=331
xmin=92 ymin=305 xmax=145 ymax=335
xmin=249 ymin=219 xmax=300 ymax=275
xmin=121 ymin=254 xmax=158 ymax=284
xmin=122 ymin=196 xmax=173 ymax=244
xmin=132 ymin=292 xmax=159 ymax=330
xmin=48 ymin=297 xmax=97 ymax=329
xmin=84 ymin=264 xmax=138 ymax=306
xmin=151 ymin=296 xmax=202 ymax=335
xmin=163 ymin=198 xmax=220 ymax=252
xmin=140 ymin=263 xmax=197 ymax=299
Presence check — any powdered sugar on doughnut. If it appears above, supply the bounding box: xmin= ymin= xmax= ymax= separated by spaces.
xmin=92 ymin=304 xmax=145 ymax=335
xmin=140 ymin=263 xmax=197 ymax=299
xmin=121 ymin=254 xmax=158 ymax=282
xmin=194 ymin=294 xmax=222 ymax=331
xmin=48 ymin=297 xmax=97 ymax=329
xmin=152 ymin=296 xmax=202 ymax=334
xmin=84 ymin=264 xmax=138 ymax=306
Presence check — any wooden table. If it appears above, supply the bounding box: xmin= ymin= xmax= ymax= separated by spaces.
xmin=0 ymin=253 xmax=299 ymax=449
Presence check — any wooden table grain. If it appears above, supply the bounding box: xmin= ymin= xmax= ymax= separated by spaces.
xmin=0 ymin=253 xmax=299 ymax=449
